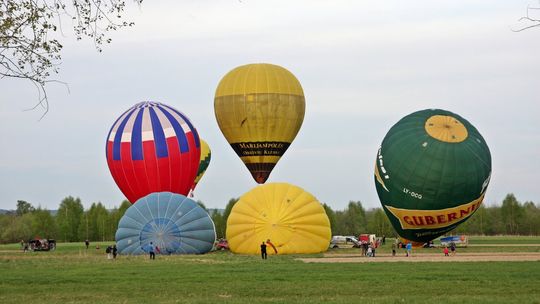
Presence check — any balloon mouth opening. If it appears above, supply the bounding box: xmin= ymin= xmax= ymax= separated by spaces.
xmin=245 ymin=163 xmax=275 ymax=184
xmin=254 ymin=173 xmax=270 ymax=184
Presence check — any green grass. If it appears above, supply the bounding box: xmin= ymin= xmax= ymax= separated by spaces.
xmin=1 ymin=239 xmax=539 ymax=304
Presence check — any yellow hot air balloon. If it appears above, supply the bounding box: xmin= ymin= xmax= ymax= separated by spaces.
xmin=226 ymin=183 xmax=331 ymax=254
xmin=214 ymin=63 xmax=305 ymax=183
xmin=191 ymin=139 xmax=211 ymax=192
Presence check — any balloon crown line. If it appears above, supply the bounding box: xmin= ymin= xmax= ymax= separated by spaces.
xmin=133 ymin=101 xmax=162 ymax=108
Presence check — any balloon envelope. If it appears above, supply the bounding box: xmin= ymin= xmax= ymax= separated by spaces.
xmin=226 ymin=183 xmax=331 ymax=254
xmin=214 ymin=63 xmax=305 ymax=184
xmin=191 ymin=139 xmax=211 ymax=192
xmin=374 ymin=109 xmax=491 ymax=243
xmin=106 ymin=101 xmax=200 ymax=203
xmin=115 ymin=192 xmax=215 ymax=254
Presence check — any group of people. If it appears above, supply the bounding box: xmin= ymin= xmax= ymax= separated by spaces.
xmin=443 ymin=242 xmax=457 ymax=256
xmin=360 ymin=242 xmax=378 ymax=257
xmin=105 ymin=245 xmax=118 ymax=259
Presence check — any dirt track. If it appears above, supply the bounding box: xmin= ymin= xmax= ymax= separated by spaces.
xmin=298 ymin=252 xmax=540 ymax=263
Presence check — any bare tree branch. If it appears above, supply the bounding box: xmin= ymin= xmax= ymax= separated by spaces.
xmin=0 ymin=0 xmax=142 ymax=116
xmin=513 ymin=1 xmax=540 ymax=32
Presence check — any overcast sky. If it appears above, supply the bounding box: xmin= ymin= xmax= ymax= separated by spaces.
xmin=1 ymin=0 xmax=539 ymax=211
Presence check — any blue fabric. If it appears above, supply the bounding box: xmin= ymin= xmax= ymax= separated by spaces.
xmin=148 ymin=107 xmax=168 ymax=158
xmin=157 ymin=105 xmax=189 ymax=153
xmin=161 ymin=104 xmax=200 ymax=148
xmin=131 ymin=109 xmax=145 ymax=160
xmin=112 ymin=108 xmax=137 ymax=160
xmin=115 ymin=192 xmax=216 ymax=255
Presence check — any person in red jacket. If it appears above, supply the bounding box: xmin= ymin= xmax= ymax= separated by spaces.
xmin=443 ymin=247 xmax=449 ymax=256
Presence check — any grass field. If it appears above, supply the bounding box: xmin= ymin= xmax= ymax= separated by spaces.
xmin=1 ymin=237 xmax=539 ymax=304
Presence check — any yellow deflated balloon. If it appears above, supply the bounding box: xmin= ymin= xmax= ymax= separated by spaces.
xmin=226 ymin=183 xmax=331 ymax=254
xmin=214 ymin=63 xmax=305 ymax=184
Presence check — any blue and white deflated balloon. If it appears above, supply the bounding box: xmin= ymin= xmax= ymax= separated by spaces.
xmin=115 ymin=192 xmax=216 ymax=255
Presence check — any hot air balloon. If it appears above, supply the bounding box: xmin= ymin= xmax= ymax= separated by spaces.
xmin=106 ymin=101 xmax=200 ymax=203
xmin=115 ymin=192 xmax=215 ymax=254
xmin=226 ymin=183 xmax=331 ymax=254
xmin=214 ymin=63 xmax=305 ymax=184
xmin=374 ymin=109 xmax=491 ymax=243
xmin=191 ymin=139 xmax=211 ymax=192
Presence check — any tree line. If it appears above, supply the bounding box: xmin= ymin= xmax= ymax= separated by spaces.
xmin=208 ymin=193 xmax=540 ymax=239
xmin=0 ymin=197 xmax=131 ymax=244
xmin=1 ymin=193 xmax=539 ymax=244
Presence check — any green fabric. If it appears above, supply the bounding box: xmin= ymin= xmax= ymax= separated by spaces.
xmin=375 ymin=109 xmax=491 ymax=242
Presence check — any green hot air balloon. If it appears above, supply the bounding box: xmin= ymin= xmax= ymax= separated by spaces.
xmin=374 ymin=109 xmax=491 ymax=243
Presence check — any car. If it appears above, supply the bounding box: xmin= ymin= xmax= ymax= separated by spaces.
xmin=329 ymin=235 xmax=361 ymax=248
xmin=215 ymin=239 xmax=229 ymax=250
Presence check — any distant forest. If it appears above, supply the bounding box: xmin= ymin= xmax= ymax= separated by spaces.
xmin=0 ymin=193 xmax=538 ymax=244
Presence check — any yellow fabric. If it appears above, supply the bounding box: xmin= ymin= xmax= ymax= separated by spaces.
xmin=374 ymin=160 xmax=389 ymax=192
xmin=193 ymin=140 xmax=211 ymax=186
xmin=215 ymin=63 xmax=304 ymax=97
xmin=214 ymin=93 xmax=305 ymax=144
xmin=226 ymin=183 xmax=331 ymax=254
xmin=424 ymin=115 xmax=468 ymax=143
xmin=386 ymin=194 xmax=485 ymax=230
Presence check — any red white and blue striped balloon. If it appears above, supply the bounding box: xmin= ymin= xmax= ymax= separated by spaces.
xmin=106 ymin=101 xmax=200 ymax=203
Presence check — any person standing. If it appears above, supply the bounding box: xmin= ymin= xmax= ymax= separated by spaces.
xmin=112 ymin=245 xmax=118 ymax=259
xmin=106 ymin=245 xmax=113 ymax=259
xmin=260 ymin=241 xmax=267 ymax=260
xmin=361 ymin=241 xmax=366 ymax=256
xmin=406 ymin=242 xmax=412 ymax=257
xmin=450 ymin=243 xmax=456 ymax=256
xmin=149 ymin=242 xmax=156 ymax=260
xmin=85 ymin=239 xmax=90 ymax=250
xmin=391 ymin=241 xmax=396 ymax=257
xmin=443 ymin=247 xmax=449 ymax=256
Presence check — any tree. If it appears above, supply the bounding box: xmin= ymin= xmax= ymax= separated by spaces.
xmin=80 ymin=202 xmax=110 ymax=241
xmin=338 ymin=201 xmax=367 ymax=235
xmin=222 ymin=198 xmax=238 ymax=224
xmin=322 ymin=203 xmax=336 ymax=234
xmin=0 ymin=0 xmax=142 ymax=114
xmin=56 ymin=196 xmax=84 ymax=242
xmin=521 ymin=201 xmax=540 ymax=235
xmin=196 ymin=200 xmax=208 ymax=212
xmin=0 ymin=213 xmax=33 ymax=243
xmin=211 ymin=210 xmax=225 ymax=239
xmin=16 ymin=200 xmax=34 ymax=216
xmin=514 ymin=1 xmax=540 ymax=32
xmin=31 ymin=207 xmax=57 ymax=238
xmin=108 ymin=200 xmax=131 ymax=237
xmin=501 ymin=194 xmax=524 ymax=235
xmin=366 ymin=208 xmax=393 ymax=237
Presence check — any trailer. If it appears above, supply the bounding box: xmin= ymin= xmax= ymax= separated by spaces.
xmin=440 ymin=235 xmax=468 ymax=247
xmin=28 ymin=239 xmax=56 ymax=251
